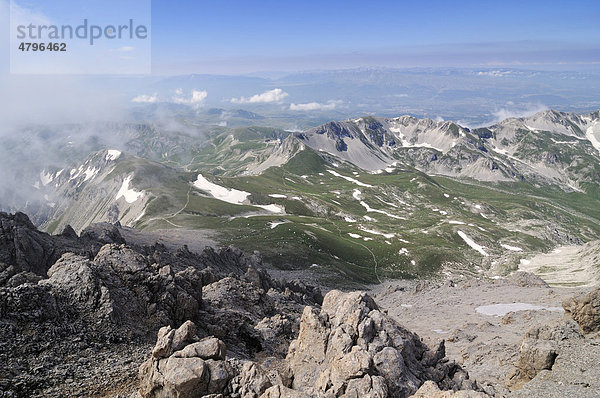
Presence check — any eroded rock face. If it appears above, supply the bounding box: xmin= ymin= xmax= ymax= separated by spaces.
xmin=0 ymin=212 xmax=96 ymax=278
xmin=139 ymin=321 xmax=235 ymax=398
xmin=506 ymin=319 xmax=583 ymax=390
xmin=140 ymin=321 xmax=283 ymax=398
xmin=137 ymin=292 xmax=485 ymax=398
xmin=285 ymin=290 xmax=476 ymax=397
xmin=562 ymin=286 xmax=600 ymax=334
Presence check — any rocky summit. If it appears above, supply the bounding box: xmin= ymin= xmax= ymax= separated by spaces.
xmin=1 ymin=211 xmax=599 ymax=397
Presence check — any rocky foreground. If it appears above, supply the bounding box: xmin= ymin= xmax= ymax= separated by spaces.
xmin=1 ymin=212 xmax=599 ymax=397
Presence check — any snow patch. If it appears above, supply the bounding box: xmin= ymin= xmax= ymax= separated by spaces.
xmin=501 ymin=244 xmax=523 ymax=252
xmin=358 ymin=226 xmax=395 ymax=239
xmin=586 ymin=124 xmax=600 ymax=154
xmin=353 ymin=190 xmax=405 ymax=220
xmin=269 ymin=220 xmax=288 ymax=229
xmin=40 ymin=171 xmax=54 ymax=186
xmin=256 ymin=204 xmax=285 ymax=213
xmin=193 ymin=174 xmax=250 ymax=205
xmin=116 ymin=176 xmax=144 ymax=203
xmin=106 ymin=150 xmax=122 ymax=161
xmin=457 ymin=231 xmax=488 ymax=256
xmin=327 ymin=170 xmax=373 ymax=187
xmin=83 ymin=167 xmax=99 ymax=181
xmin=268 ymin=194 xmax=287 ymax=199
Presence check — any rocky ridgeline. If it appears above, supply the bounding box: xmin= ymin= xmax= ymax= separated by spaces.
xmin=1 ymin=211 xmax=599 ymax=397
xmin=0 ymin=212 xmax=321 ymax=396
xmin=137 ymin=290 xmax=485 ymax=398
xmin=0 ymin=212 xmax=483 ymax=397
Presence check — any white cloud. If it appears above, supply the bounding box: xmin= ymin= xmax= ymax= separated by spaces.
xmin=231 ymin=88 xmax=288 ymax=104
xmin=491 ymin=103 xmax=547 ymax=123
xmin=9 ymin=1 xmax=52 ymax=28
xmin=116 ymin=46 xmax=135 ymax=52
xmin=172 ymin=89 xmax=208 ymax=106
xmin=477 ymin=70 xmax=513 ymax=77
xmin=131 ymin=93 xmax=158 ymax=103
xmin=289 ymin=100 xmax=341 ymax=111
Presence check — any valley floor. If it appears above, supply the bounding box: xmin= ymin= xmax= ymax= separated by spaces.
xmin=371 ymin=277 xmax=599 ymax=397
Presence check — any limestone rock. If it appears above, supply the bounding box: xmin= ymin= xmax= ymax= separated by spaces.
xmin=508 ymin=272 xmax=549 ymax=288
xmin=140 ymin=321 xmax=233 ymax=398
xmin=562 ymin=286 xmax=600 ymax=334
xmin=152 ymin=321 xmax=197 ymax=359
xmin=410 ymin=380 xmax=489 ymax=397
xmin=506 ymin=319 xmax=583 ymax=390
xmin=286 ymin=290 xmax=477 ymax=397
xmin=261 ymin=385 xmax=311 ymax=398
xmin=173 ymin=337 xmax=227 ymax=361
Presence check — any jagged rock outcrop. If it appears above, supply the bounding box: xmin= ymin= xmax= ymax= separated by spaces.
xmin=80 ymin=222 xmax=126 ymax=245
xmin=409 ymin=381 xmax=489 ymax=397
xmin=562 ymin=286 xmax=600 ymax=334
xmin=139 ymin=320 xmax=284 ymax=398
xmin=284 ymin=290 xmax=477 ymax=397
xmin=0 ymin=212 xmax=324 ymax=397
xmin=505 ymin=319 xmax=583 ymax=390
xmin=138 ymin=291 xmax=483 ymax=398
xmin=0 ymin=212 xmax=96 ymax=278
xmin=139 ymin=321 xmax=235 ymax=397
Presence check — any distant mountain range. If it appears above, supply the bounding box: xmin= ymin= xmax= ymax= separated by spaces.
xmin=11 ymin=109 xmax=599 ymax=285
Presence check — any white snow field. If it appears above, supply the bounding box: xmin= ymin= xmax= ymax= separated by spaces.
xmin=116 ymin=175 xmax=144 ymax=203
xmin=457 ymin=230 xmax=489 ymax=256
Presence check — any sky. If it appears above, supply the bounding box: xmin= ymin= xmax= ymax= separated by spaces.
xmin=148 ymin=0 xmax=600 ymax=74
xmin=2 ymin=0 xmax=600 ymax=74
xmin=0 ymin=0 xmax=599 ymax=129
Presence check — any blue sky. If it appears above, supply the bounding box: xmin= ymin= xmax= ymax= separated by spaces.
xmin=148 ymin=0 xmax=600 ymax=74
xmin=3 ymin=0 xmax=600 ymax=74
xmin=0 ymin=0 xmax=599 ymax=135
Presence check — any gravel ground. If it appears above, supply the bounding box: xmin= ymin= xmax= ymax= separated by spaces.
xmin=370 ymin=276 xmax=598 ymax=397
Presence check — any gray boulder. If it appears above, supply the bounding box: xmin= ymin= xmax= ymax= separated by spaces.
xmin=285 ymin=290 xmax=475 ymax=397
xmin=562 ymin=286 xmax=600 ymax=334
xmin=139 ymin=321 xmax=234 ymax=398
xmin=506 ymin=319 xmax=583 ymax=390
